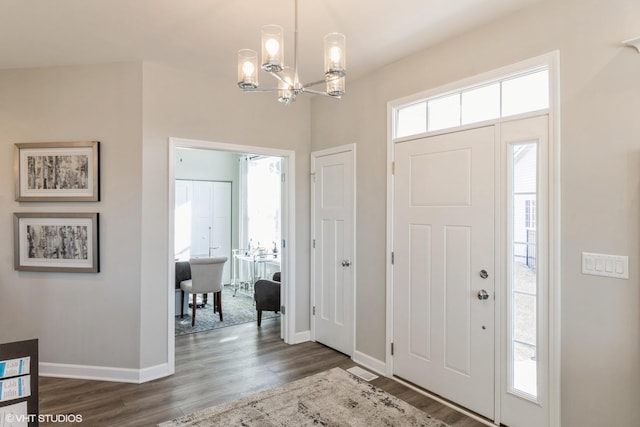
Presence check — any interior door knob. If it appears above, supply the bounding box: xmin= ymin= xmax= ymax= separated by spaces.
xmin=341 ymin=260 xmax=351 ymax=267
xmin=477 ymin=289 xmax=490 ymax=300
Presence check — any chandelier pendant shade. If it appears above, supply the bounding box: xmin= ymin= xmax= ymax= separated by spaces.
xmin=261 ymin=25 xmax=284 ymax=73
xmin=237 ymin=0 xmax=346 ymax=104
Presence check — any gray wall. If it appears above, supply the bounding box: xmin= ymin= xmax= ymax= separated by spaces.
xmin=175 ymin=148 xmax=240 ymax=182
xmin=0 ymin=63 xmax=144 ymax=368
xmin=0 ymin=61 xmax=311 ymax=373
xmin=175 ymin=148 xmax=241 ymax=253
xmin=138 ymin=62 xmax=311 ymax=367
xmin=310 ymin=0 xmax=640 ymax=425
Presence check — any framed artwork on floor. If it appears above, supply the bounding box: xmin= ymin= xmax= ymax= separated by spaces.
xmin=13 ymin=212 xmax=100 ymax=273
xmin=14 ymin=141 xmax=100 ymax=202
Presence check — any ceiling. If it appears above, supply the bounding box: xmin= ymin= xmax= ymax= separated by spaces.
xmin=0 ymin=0 xmax=540 ymax=83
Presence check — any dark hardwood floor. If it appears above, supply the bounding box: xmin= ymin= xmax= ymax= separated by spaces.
xmin=39 ymin=318 xmax=485 ymax=427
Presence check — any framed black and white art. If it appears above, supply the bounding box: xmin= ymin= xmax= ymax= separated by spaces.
xmin=14 ymin=141 xmax=100 ymax=202
xmin=13 ymin=212 xmax=100 ymax=273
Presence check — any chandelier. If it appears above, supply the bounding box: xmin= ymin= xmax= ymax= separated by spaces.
xmin=237 ymin=0 xmax=346 ymax=104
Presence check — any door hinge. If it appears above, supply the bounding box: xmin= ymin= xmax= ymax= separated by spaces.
xmin=281 ymin=173 xmax=286 ymax=183
xmin=312 ymin=239 xmax=316 ymax=249
xmin=282 ymin=239 xmax=286 ymax=249
xmin=391 ymin=252 xmax=395 ymax=265
xmin=391 ymin=342 xmax=394 ymax=355
xmin=392 ymin=161 xmax=395 ymax=175
xmin=310 ymin=172 xmax=316 ymax=182
xmin=281 ymin=305 xmax=286 ymax=314
xmin=312 ymin=306 xmax=316 ymax=315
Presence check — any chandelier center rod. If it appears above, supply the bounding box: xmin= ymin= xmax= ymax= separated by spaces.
xmin=293 ymin=0 xmax=300 ymax=88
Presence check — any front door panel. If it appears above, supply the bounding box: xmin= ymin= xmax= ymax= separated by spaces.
xmin=393 ymin=126 xmax=495 ymax=418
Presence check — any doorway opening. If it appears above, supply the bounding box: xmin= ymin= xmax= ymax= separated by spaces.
xmin=167 ymin=138 xmax=297 ymax=373
xmin=173 ymin=150 xmax=283 ymax=335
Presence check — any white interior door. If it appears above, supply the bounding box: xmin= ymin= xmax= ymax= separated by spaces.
xmin=393 ymin=126 xmax=495 ymax=418
xmin=211 ymin=181 xmax=232 ymax=284
xmin=192 ymin=181 xmax=213 ymax=257
xmin=312 ymin=147 xmax=355 ymax=356
xmin=174 ymin=180 xmax=192 ymax=260
xmin=176 ymin=180 xmax=232 ymax=284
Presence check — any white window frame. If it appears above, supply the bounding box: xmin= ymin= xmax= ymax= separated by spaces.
xmin=392 ymin=66 xmax=550 ymax=140
xmin=507 ymin=140 xmax=541 ymax=403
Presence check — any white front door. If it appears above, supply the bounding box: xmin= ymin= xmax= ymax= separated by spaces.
xmin=393 ymin=126 xmax=495 ymax=418
xmin=312 ymin=146 xmax=355 ymax=356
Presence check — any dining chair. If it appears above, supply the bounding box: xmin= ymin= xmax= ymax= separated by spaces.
xmin=180 ymin=257 xmax=228 ymax=326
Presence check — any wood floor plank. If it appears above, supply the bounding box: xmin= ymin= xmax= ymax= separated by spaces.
xmin=39 ymin=317 xmax=485 ymax=427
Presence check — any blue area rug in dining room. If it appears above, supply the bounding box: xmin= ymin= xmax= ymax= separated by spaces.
xmin=175 ymin=285 xmax=278 ymax=336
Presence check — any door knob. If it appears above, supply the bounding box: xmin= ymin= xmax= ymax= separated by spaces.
xmin=477 ymin=289 xmax=490 ymax=300
xmin=479 ymin=269 xmax=489 ymax=279
xmin=341 ymin=260 xmax=351 ymax=267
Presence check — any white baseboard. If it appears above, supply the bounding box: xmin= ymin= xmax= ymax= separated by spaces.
xmin=352 ymin=350 xmax=386 ymax=376
xmin=294 ymin=330 xmax=311 ymax=344
xmin=40 ymin=362 xmax=170 ymax=384
xmin=138 ymin=363 xmax=171 ymax=383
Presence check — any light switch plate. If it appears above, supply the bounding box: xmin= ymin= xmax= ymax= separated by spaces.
xmin=582 ymin=252 xmax=629 ymax=279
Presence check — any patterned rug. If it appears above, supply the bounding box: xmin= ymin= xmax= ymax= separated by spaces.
xmin=158 ymin=367 xmax=450 ymax=427
xmin=175 ymin=285 xmax=278 ymax=335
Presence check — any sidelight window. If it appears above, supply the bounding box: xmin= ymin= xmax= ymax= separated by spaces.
xmin=509 ymin=142 xmax=538 ymax=400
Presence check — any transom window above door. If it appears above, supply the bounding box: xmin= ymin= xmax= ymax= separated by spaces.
xmin=394 ymin=68 xmax=549 ymax=138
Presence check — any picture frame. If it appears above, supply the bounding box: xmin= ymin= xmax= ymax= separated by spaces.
xmin=14 ymin=141 xmax=100 ymax=202
xmin=13 ymin=213 xmax=100 ymax=273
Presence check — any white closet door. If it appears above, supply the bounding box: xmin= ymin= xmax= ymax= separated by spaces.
xmin=211 ymin=181 xmax=232 ymax=284
xmin=312 ymin=148 xmax=355 ymax=356
xmin=175 ymin=180 xmax=232 ymax=284
xmin=174 ymin=180 xmax=193 ymax=260
xmin=191 ymin=181 xmax=213 ymax=258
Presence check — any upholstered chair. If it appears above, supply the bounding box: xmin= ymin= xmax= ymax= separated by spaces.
xmin=180 ymin=257 xmax=228 ymax=326
xmin=254 ymin=272 xmax=281 ymax=326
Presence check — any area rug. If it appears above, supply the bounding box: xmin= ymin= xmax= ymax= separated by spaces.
xmin=158 ymin=367 xmax=449 ymax=427
xmin=175 ymin=285 xmax=278 ymax=336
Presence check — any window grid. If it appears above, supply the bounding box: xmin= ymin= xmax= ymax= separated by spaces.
xmin=525 ymin=199 xmax=536 ymax=229
xmin=394 ymin=68 xmax=548 ymax=139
